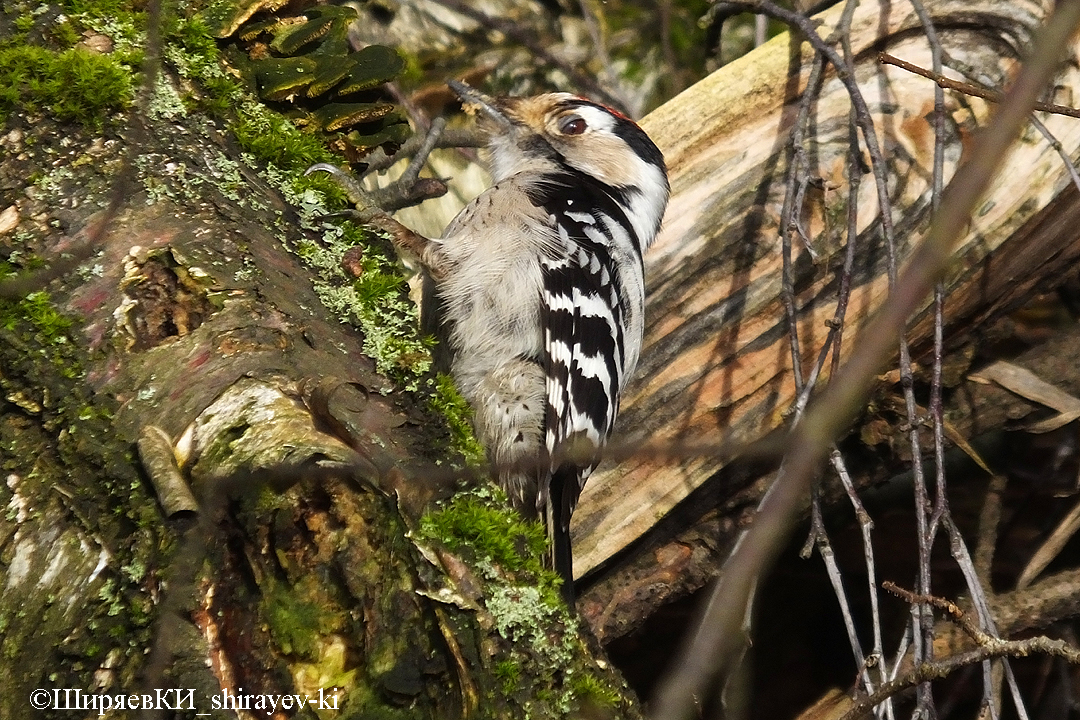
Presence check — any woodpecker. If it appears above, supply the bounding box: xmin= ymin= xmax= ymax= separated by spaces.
xmin=312 ymin=81 xmax=668 ymax=603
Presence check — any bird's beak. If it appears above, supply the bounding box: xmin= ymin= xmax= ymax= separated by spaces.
xmin=448 ymin=79 xmax=512 ymax=131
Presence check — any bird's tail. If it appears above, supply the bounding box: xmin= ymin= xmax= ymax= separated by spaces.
xmin=545 ymin=468 xmax=578 ymax=606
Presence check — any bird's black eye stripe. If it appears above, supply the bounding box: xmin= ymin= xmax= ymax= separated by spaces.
xmin=558 ymin=114 xmax=588 ymax=135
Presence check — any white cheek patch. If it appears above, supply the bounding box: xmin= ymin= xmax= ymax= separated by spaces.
xmin=549 ymin=104 xmax=616 ymax=137
xmin=575 ymin=106 xmax=616 ymax=134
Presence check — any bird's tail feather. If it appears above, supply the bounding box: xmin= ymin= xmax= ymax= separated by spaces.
xmin=546 ymin=468 xmax=577 ymax=606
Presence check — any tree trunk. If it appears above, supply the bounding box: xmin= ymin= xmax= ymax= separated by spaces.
xmin=0 ymin=5 xmax=637 ymax=718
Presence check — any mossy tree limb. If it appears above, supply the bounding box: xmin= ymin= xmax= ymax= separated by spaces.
xmin=0 ymin=2 xmax=636 ymax=718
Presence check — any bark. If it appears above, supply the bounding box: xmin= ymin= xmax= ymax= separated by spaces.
xmin=0 ymin=5 xmax=636 ymax=718
xmin=575 ymin=0 xmax=1080 ymax=638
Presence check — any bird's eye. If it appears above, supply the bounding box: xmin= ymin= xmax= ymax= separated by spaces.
xmin=558 ymin=115 xmax=588 ymax=135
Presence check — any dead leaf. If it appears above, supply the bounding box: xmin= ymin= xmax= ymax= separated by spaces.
xmin=968 ymin=360 xmax=1080 ymax=432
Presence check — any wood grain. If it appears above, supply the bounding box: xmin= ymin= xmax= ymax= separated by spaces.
xmin=573 ymin=0 xmax=1080 ymax=578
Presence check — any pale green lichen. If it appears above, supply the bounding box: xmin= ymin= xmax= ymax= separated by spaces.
xmin=146 ymin=77 xmax=186 ymax=120
xmin=260 ymin=173 xmax=433 ymax=387
xmin=487 ymin=585 xmax=576 ymax=657
xmin=202 ymin=150 xmax=249 ymax=203
xmin=162 ymin=17 xmax=228 ymax=82
xmin=419 ymin=484 xmax=625 ymax=717
xmin=33 ymin=164 xmax=75 ymax=198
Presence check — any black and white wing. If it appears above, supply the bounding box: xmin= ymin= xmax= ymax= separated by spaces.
xmin=534 ymin=174 xmax=645 ymax=598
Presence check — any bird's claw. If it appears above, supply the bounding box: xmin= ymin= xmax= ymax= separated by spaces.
xmin=304 ymin=163 xmax=374 ymax=211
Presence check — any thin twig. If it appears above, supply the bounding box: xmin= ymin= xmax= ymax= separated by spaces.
xmin=658 ymin=0 xmax=680 ymax=97
xmin=784 ymin=0 xmax=862 ymax=421
xmin=816 ymin=530 xmax=872 ymax=676
xmin=974 ymin=474 xmax=1007 ymax=583
xmin=310 ymin=117 xmax=452 ymax=214
xmin=780 ymin=50 xmax=828 ymax=399
xmin=944 ymin=512 xmax=1032 ymax=720
xmin=839 ymin=635 xmax=1080 ymax=720
xmin=880 ymin=52 xmax=1080 ymax=119
xmin=785 ymin=5 xmax=889 ymax=711
xmin=715 ymin=1 xmax=901 ymax=291
xmin=830 ymin=450 xmax=883 ymax=698
xmin=385 ymin=81 xmax=431 ymax=132
xmin=907 ymin=2 xmax=949 ymax=715
xmin=358 ymin=127 xmax=486 ymax=177
xmin=840 ymin=583 xmax=1080 ymax=720
xmin=1028 ymin=114 xmax=1080 ymax=195
xmin=907 ymin=16 xmax=1030 ymax=719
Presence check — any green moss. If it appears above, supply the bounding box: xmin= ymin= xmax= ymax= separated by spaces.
xmin=50 ymin=19 xmax=81 ymax=48
xmin=351 ymin=260 xmax=407 ymax=305
xmin=493 ymin=658 xmax=522 ymax=695
xmin=416 ymin=486 xmax=637 ymax=717
xmin=0 ymin=282 xmax=159 ymax=701
xmin=0 ymin=289 xmax=80 ymax=378
xmin=262 ymin=576 xmax=343 ymax=660
xmin=233 ymin=101 xmax=339 ymax=171
xmin=2 ymin=290 xmax=72 ymax=342
xmin=14 ymin=14 xmax=35 ymax=33
xmin=567 ymin=672 xmax=623 ymax=710
xmin=487 ymin=584 xmax=574 ymax=656
xmin=164 ymin=13 xmax=220 ymax=66
xmin=419 ymin=487 xmax=561 ymax=602
xmin=0 ymin=45 xmax=134 ymax=128
xmin=428 ymin=373 xmax=485 ymax=466
xmin=60 ymin=5 xmax=146 ymax=67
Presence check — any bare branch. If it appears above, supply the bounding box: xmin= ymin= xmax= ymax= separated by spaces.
xmin=649 ymin=4 xmax=1080 ymax=718
xmin=880 ymin=52 xmax=1080 ymax=119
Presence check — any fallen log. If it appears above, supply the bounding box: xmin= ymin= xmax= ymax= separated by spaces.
xmin=576 ymin=0 xmax=1080 ymax=634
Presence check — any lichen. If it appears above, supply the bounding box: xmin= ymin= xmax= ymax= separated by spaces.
xmin=249 ymin=149 xmax=433 ymax=387
xmin=418 ymin=485 xmax=630 ymax=718
xmin=146 ymin=77 xmax=187 ymax=120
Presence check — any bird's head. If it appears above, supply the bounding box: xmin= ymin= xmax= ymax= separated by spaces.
xmin=448 ymin=80 xmax=669 ymax=245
